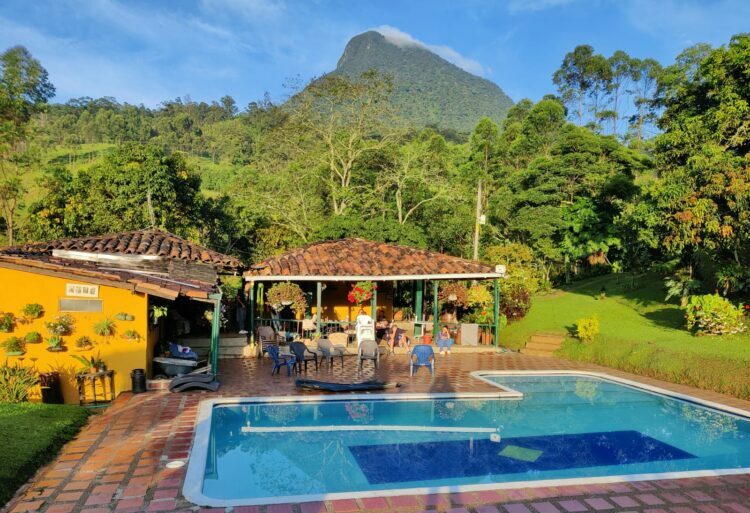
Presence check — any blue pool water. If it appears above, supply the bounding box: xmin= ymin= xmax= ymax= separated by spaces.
xmin=198 ymin=375 xmax=750 ymax=502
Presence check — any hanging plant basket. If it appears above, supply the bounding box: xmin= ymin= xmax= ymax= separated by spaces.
xmin=347 ymin=282 xmax=376 ymax=305
xmin=266 ymin=282 xmax=307 ymax=314
xmin=438 ymin=282 xmax=469 ymax=308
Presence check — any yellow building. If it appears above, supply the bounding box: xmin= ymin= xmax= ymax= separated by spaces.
xmin=0 ymin=229 xmax=242 ymax=404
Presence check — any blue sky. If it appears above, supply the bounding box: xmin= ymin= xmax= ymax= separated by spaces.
xmin=0 ymin=0 xmax=747 ymax=108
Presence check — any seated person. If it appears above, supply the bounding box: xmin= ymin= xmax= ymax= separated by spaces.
xmin=436 ymin=325 xmax=454 ymax=355
xmin=386 ymin=323 xmax=410 ymax=354
xmin=375 ymin=312 xmax=390 ymax=340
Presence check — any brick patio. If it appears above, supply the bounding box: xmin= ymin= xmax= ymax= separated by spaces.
xmin=5 ymin=352 xmax=750 ymax=513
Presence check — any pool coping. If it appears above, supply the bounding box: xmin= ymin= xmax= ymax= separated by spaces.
xmin=182 ymin=370 xmax=750 ymax=508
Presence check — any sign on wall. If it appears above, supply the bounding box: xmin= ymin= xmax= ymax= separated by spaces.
xmin=65 ymin=283 xmax=99 ymax=298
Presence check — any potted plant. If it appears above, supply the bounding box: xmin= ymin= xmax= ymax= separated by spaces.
xmin=3 ymin=336 xmax=25 ymax=356
xmin=24 ymin=331 xmax=42 ymax=344
xmin=115 ymin=312 xmax=135 ymax=321
xmin=71 ymin=352 xmax=106 ymax=374
xmin=21 ymin=303 xmax=44 ymax=322
xmin=0 ymin=312 xmax=16 ymax=333
xmin=347 ymin=282 xmax=376 ymax=305
xmin=45 ymin=314 xmax=74 ymax=337
xmin=47 ymin=335 xmax=65 ymax=352
xmin=150 ymin=305 xmax=168 ymax=325
xmin=122 ymin=330 xmax=141 ymax=342
xmin=93 ymin=318 xmax=116 ymax=337
xmin=75 ymin=335 xmax=94 ymax=351
xmin=266 ymin=282 xmax=307 ymax=315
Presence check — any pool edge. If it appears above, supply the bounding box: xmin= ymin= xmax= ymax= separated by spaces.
xmin=183 ymin=370 xmax=750 ymax=507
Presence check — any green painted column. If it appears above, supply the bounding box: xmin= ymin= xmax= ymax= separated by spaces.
xmin=248 ymin=281 xmax=255 ymax=342
xmin=493 ymin=278 xmax=500 ymax=347
xmin=209 ymin=292 xmax=222 ymax=374
xmin=432 ymin=280 xmax=439 ymax=340
xmin=316 ymin=281 xmax=322 ymax=334
xmin=414 ymin=279 xmax=423 ymax=337
xmin=371 ymin=282 xmax=378 ymax=319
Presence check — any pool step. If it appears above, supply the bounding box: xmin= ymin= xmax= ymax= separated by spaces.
xmin=521 ymin=333 xmax=565 ymax=357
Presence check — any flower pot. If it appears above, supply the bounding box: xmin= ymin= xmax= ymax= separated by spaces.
xmin=75 ymin=346 xmax=93 ymax=352
xmin=281 ymin=300 xmax=293 ymax=306
xmin=448 ymin=294 xmax=458 ymax=302
xmin=4 ymin=351 xmax=24 ymax=356
xmin=47 ymin=346 xmax=66 ymax=352
xmin=422 ymin=333 xmax=433 ymax=344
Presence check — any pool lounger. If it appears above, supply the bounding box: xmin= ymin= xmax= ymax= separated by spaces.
xmin=295 ymin=378 xmax=400 ymax=392
xmin=169 ymin=373 xmax=220 ymax=393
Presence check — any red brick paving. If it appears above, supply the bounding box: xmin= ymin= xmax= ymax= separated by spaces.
xmin=4 ymin=352 xmax=750 ymax=513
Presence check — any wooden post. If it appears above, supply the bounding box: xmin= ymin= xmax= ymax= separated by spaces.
xmin=493 ymin=278 xmax=500 ymax=347
xmin=414 ymin=279 xmax=423 ymax=337
xmin=316 ymin=281 xmax=322 ymax=334
xmin=432 ymin=280 xmax=439 ymax=340
xmin=209 ymin=292 xmax=222 ymax=374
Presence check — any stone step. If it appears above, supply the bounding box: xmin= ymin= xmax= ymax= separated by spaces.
xmin=180 ymin=336 xmax=248 ymax=348
xmin=522 ymin=348 xmax=557 ymax=357
xmin=525 ymin=340 xmax=562 ymax=350
xmin=529 ymin=334 xmax=565 ymax=344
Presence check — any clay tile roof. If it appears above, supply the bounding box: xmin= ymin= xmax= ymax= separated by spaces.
xmin=0 ymin=229 xmax=243 ymax=271
xmin=246 ymin=238 xmax=498 ymax=280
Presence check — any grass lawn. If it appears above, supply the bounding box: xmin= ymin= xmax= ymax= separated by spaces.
xmin=501 ymin=273 xmax=750 ymax=400
xmin=0 ymin=402 xmax=89 ymax=506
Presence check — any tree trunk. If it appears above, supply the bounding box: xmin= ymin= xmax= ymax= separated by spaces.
xmin=472 ymin=179 xmax=482 ymax=261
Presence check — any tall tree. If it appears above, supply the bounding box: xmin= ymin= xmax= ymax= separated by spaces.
xmin=0 ymin=46 xmax=54 ymax=244
xmin=284 ymin=71 xmax=401 ymax=216
xmin=553 ymin=45 xmax=606 ymax=126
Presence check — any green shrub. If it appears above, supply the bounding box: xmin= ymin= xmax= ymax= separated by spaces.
xmin=575 ymin=316 xmax=600 ymax=343
xmin=24 ymin=332 xmax=41 ymax=344
xmin=93 ymin=318 xmax=116 ymax=337
xmin=3 ymin=337 xmax=25 ymax=355
xmin=500 ymin=282 xmax=532 ymax=320
xmin=0 ymin=312 xmax=15 ymax=333
xmin=21 ymin=303 xmax=44 ymax=321
xmin=114 ymin=312 xmax=134 ymax=321
xmin=684 ymin=294 xmax=747 ymax=336
xmin=0 ymin=360 xmax=38 ymax=402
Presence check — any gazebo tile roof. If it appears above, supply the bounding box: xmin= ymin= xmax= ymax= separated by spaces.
xmin=246 ymin=238 xmax=497 ymax=279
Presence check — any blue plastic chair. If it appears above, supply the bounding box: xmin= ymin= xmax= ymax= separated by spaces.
xmin=266 ymin=345 xmax=297 ymax=376
xmin=409 ymin=344 xmax=435 ymax=376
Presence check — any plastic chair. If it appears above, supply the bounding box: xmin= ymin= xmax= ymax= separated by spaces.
xmin=358 ymin=339 xmax=380 ymax=372
xmin=256 ymin=325 xmax=283 ymax=359
xmin=317 ymin=338 xmax=345 ymax=370
xmin=266 ymin=345 xmax=296 ymax=376
xmin=290 ymin=341 xmax=318 ymax=373
xmin=409 ymin=344 xmax=435 ymax=376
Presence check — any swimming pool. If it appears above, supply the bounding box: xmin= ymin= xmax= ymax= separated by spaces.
xmin=183 ymin=371 xmax=750 ymax=506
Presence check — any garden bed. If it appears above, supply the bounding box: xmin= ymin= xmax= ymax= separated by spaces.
xmin=0 ymin=402 xmax=89 ymax=506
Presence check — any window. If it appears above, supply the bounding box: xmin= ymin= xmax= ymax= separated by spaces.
xmin=59 ymin=299 xmax=103 ymax=313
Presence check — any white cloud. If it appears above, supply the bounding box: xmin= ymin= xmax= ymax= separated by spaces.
xmin=373 ymin=25 xmax=486 ymax=77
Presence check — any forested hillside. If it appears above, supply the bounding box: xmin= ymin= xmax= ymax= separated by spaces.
xmin=333 ymin=31 xmax=513 ymax=134
xmin=1 ymin=34 xmax=749 ymax=309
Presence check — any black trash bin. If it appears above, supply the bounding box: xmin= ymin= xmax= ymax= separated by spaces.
xmin=130 ymin=368 xmax=147 ymax=394
xmin=39 ymin=372 xmax=64 ymax=404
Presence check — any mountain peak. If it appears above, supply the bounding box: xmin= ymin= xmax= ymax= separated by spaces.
xmin=333 ymin=29 xmax=513 ymax=134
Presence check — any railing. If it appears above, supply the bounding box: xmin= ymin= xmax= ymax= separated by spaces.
xmin=414 ymin=321 xmax=497 ymax=346
xmin=257 ymin=317 xmax=498 ymax=346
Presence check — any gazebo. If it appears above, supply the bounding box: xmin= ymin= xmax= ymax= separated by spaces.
xmin=244 ymin=239 xmax=504 ymax=346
